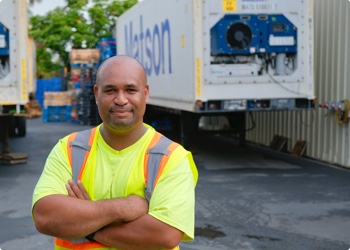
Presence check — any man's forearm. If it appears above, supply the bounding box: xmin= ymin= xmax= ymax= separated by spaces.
xmin=95 ymin=214 xmax=183 ymax=250
xmin=33 ymin=194 xmax=136 ymax=238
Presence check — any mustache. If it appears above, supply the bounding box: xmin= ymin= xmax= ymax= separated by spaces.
xmin=110 ymin=106 xmax=132 ymax=112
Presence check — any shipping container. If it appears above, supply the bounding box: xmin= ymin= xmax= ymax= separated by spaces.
xmin=246 ymin=0 xmax=350 ymax=168
xmin=116 ymin=0 xmax=315 ymax=145
xmin=0 ymin=0 xmax=36 ymax=163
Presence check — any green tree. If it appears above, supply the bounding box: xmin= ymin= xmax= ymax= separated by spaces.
xmin=29 ymin=0 xmax=137 ymax=78
xmin=28 ymin=0 xmax=42 ymax=5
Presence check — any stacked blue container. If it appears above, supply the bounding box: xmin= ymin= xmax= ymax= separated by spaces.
xmin=97 ymin=38 xmax=117 ymax=63
xmin=42 ymin=106 xmax=71 ymax=122
xmin=35 ymin=77 xmax=62 ymax=107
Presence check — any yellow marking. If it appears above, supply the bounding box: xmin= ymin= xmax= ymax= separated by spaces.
xmin=22 ymin=59 xmax=27 ymax=82
xmin=181 ymin=35 xmax=185 ymax=48
xmin=21 ymin=59 xmax=28 ymax=100
xmin=0 ymin=102 xmax=18 ymax=105
xmin=223 ymin=0 xmax=237 ymax=12
xmin=196 ymin=58 xmax=201 ymax=97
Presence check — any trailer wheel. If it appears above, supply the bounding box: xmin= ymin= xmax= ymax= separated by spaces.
xmin=9 ymin=116 xmax=17 ymax=137
xmin=16 ymin=116 xmax=26 ymax=137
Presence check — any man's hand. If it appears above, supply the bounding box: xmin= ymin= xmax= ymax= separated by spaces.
xmin=65 ymin=180 xmax=148 ymax=222
xmin=122 ymin=195 xmax=149 ymax=222
xmin=66 ymin=180 xmax=91 ymax=200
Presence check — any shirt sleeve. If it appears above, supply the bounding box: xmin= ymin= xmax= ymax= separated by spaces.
xmin=148 ymin=153 xmax=197 ymax=242
xmin=32 ymin=137 xmax=72 ymax=212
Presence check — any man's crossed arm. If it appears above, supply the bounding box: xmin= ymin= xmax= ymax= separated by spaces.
xmin=33 ymin=180 xmax=182 ymax=250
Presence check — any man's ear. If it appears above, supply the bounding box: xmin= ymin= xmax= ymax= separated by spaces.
xmin=145 ymin=84 xmax=150 ymax=103
xmin=94 ymin=85 xmax=98 ymax=105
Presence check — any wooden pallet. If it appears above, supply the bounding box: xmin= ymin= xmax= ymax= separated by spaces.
xmin=0 ymin=153 xmax=28 ymax=165
xmin=292 ymin=140 xmax=307 ymax=157
xmin=270 ymin=135 xmax=288 ymax=152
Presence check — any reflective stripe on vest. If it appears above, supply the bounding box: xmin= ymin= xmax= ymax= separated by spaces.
xmin=55 ymin=237 xmax=180 ymax=250
xmin=144 ymin=133 xmax=179 ymax=202
xmin=54 ymin=237 xmax=106 ymax=249
xmin=67 ymin=127 xmax=97 ymax=182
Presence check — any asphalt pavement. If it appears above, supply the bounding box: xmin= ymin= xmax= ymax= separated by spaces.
xmin=1 ymin=117 xmax=350 ymax=250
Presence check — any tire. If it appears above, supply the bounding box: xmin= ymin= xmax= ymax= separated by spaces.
xmin=16 ymin=116 xmax=26 ymax=137
xmin=9 ymin=116 xmax=17 ymax=137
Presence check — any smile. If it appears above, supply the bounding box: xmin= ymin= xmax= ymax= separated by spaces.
xmin=110 ymin=108 xmax=132 ymax=116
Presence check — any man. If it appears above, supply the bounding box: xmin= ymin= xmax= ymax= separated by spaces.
xmin=32 ymin=55 xmax=198 ymax=250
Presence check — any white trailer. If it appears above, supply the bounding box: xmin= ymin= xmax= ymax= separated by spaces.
xmin=116 ymin=0 xmax=315 ymax=144
xmin=0 ymin=0 xmax=35 ymax=161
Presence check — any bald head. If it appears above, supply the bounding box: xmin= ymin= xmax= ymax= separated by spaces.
xmin=96 ymin=55 xmax=147 ymax=86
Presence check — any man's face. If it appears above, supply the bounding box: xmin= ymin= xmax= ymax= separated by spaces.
xmin=94 ymin=59 xmax=149 ymax=132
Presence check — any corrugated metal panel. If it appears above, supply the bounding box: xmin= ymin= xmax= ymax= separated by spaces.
xmin=246 ymin=0 xmax=350 ymax=167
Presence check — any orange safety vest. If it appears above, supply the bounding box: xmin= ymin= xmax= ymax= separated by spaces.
xmin=55 ymin=127 xmax=181 ymax=250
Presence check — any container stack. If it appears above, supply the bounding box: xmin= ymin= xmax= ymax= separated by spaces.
xmin=35 ymin=77 xmax=62 ymax=108
xmin=96 ymin=38 xmax=117 ymax=63
xmin=69 ymin=49 xmax=101 ymax=125
xmin=38 ymin=77 xmax=74 ymax=123
xmin=76 ymin=66 xmax=101 ymax=126
xmin=42 ymin=91 xmax=74 ymax=122
xmin=69 ymin=49 xmax=100 ymax=82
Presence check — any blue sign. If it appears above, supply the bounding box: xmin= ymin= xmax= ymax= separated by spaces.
xmin=0 ymin=22 xmax=9 ymax=56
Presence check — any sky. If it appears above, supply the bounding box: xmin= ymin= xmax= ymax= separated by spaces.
xmin=28 ymin=0 xmax=142 ymax=16
xmin=28 ymin=0 xmax=66 ymax=16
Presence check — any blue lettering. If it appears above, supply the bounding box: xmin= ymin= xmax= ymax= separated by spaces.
xmin=145 ymin=29 xmax=152 ymax=75
xmin=161 ymin=20 xmax=171 ymax=74
xmin=139 ymin=16 xmax=144 ymax=65
xmin=153 ymin=25 xmax=161 ymax=75
xmin=133 ymin=34 xmax=139 ymax=59
xmin=124 ymin=23 xmax=133 ymax=56
xmin=123 ymin=15 xmax=172 ymax=77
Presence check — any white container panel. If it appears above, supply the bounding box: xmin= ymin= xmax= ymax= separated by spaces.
xmin=27 ymin=36 xmax=36 ymax=94
xmin=201 ymin=0 xmax=314 ymax=101
xmin=0 ymin=0 xmax=29 ymax=106
xmin=118 ymin=0 xmax=315 ymax=111
xmin=246 ymin=0 xmax=350 ymax=168
xmin=117 ymin=0 xmax=196 ymax=111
